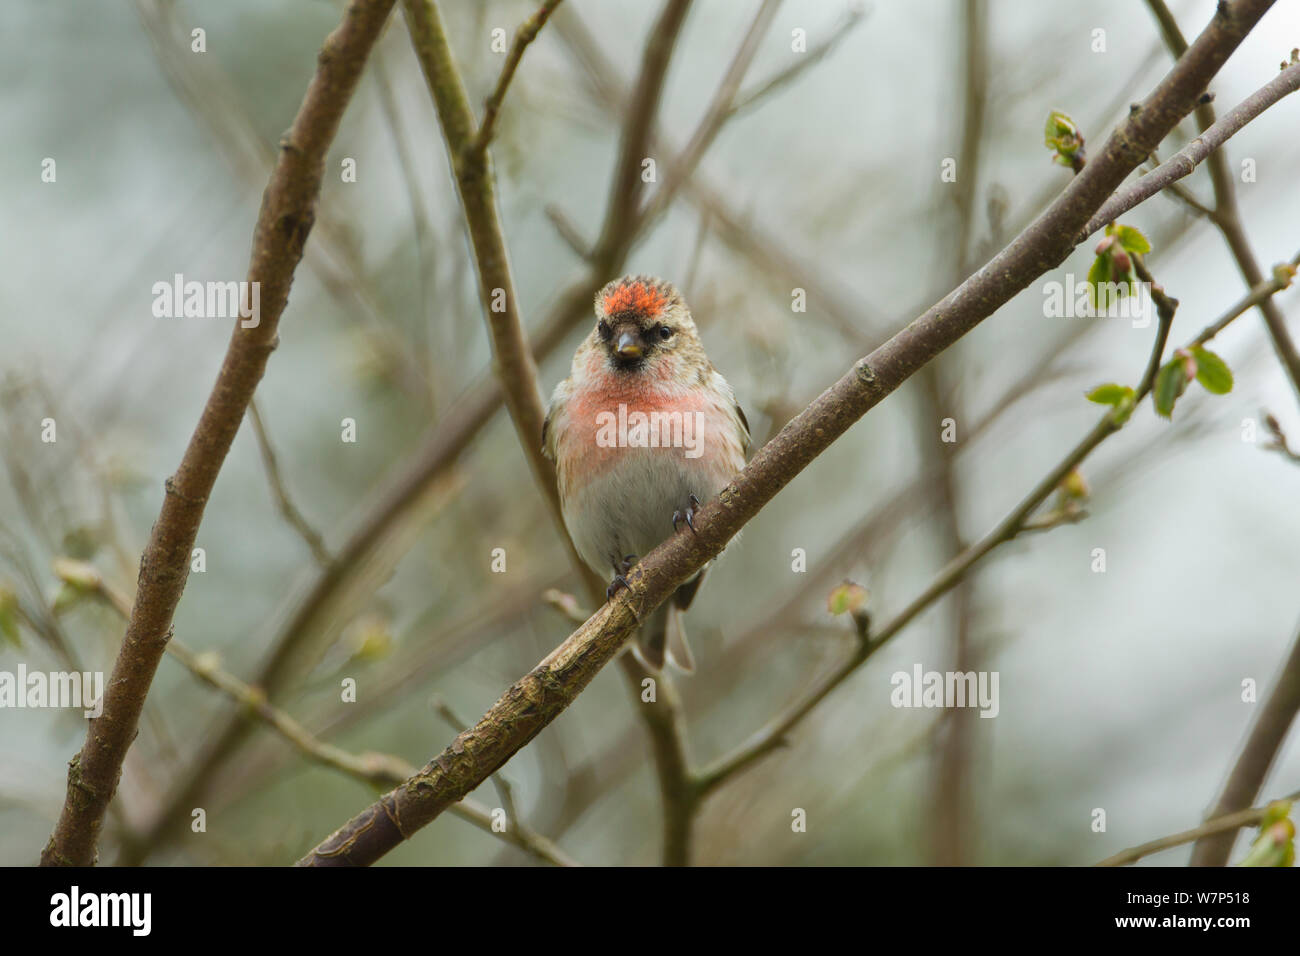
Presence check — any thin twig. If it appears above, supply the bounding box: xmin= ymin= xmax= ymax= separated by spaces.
xmin=1096 ymin=788 xmax=1300 ymax=866
xmin=1080 ymin=61 xmax=1300 ymax=239
xmin=471 ymin=0 xmax=564 ymax=155
xmin=727 ymin=5 xmax=867 ymax=116
xmin=247 ymin=399 xmax=332 ymax=567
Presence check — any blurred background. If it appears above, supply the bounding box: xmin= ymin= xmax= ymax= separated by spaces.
xmin=3 ymin=0 xmax=1299 ymax=865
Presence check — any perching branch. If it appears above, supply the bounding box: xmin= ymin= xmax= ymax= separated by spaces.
xmin=295 ymin=0 xmax=1281 ymax=866
xmin=39 ymin=0 xmax=398 ymax=868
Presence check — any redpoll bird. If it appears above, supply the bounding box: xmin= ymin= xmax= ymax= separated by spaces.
xmin=543 ymin=275 xmax=750 ymax=670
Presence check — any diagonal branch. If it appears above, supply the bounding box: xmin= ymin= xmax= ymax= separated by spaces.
xmin=39 ymin=0 xmax=398 ymax=868
xmin=293 ymin=0 xmax=1281 ymax=866
xmin=1081 ymin=60 xmax=1300 ymax=239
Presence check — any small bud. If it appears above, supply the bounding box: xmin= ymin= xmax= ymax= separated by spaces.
xmin=1061 ymin=468 xmax=1090 ymax=500
xmin=827 ymin=580 xmax=869 ymax=616
xmin=52 ymin=557 xmax=101 ymax=592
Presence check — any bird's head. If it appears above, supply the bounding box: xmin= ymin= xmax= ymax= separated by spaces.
xmin=591 ymin=275 xmax=702 ymax=377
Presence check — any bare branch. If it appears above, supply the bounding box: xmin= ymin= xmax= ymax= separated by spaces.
xmin=39 ymin=0 xmax=398 ymax=869
xmin=728 ymin=5 xmax=867 ymax=117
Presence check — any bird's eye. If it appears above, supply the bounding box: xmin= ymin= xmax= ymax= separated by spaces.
xmin=597 ymin=320 xmax=612 ymax=340
xmin=657 ymin=325 xmax=674 ymax=341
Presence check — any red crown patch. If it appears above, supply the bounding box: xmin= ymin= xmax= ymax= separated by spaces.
xmin=603 ymin=280 xmax=667 ymax=318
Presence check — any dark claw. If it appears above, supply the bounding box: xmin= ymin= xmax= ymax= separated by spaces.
xmin=673 ymin=493 xmax=701 ymax=534
xmin=606 ymin=554 xmax=637 ymax=600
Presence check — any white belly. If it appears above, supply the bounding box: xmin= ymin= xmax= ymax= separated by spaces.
xmin=562 ymin=446 xmax=728 ymax=578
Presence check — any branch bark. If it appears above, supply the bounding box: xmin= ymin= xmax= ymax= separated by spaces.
xmin=295 ymin=0 xmax=1280 ymax=867
xmin=39 ymin=0 xmax=397 ymax=868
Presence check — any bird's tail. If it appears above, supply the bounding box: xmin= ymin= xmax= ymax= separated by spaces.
xmin=636 ymin=586 xmax=698 ymax=673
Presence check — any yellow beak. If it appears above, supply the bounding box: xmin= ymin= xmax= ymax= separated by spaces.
xmin=616 ymin=331 xmax=642 ymax=359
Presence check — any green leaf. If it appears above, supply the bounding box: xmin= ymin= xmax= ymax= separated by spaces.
xmin=1153 ymin=359 xmax=1187 ymax=419
xmin=1086 ymin=254 xmax=1111 ymax=309
xmin=1044 ymin=110 xmax=1083 ymax=165
xmin=1191 ymin=346 xmax=1233 ymax=394
xmin=1044 ymin=110 xmax=1076 ymax=147
xmin=1112 ymin=224 xmax=1151 ymax=255
xmin=1086 ymin=384 xmax=1132 ymax=406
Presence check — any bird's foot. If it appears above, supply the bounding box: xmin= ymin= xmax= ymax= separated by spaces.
xmin=672 ymin=493 xmax=701 ymax=534
xmin=606 ymin=555 xmax=637 ymax=601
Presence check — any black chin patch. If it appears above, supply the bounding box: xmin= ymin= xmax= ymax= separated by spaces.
xmin=610 ymin=353 xmax=646 ymax=372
